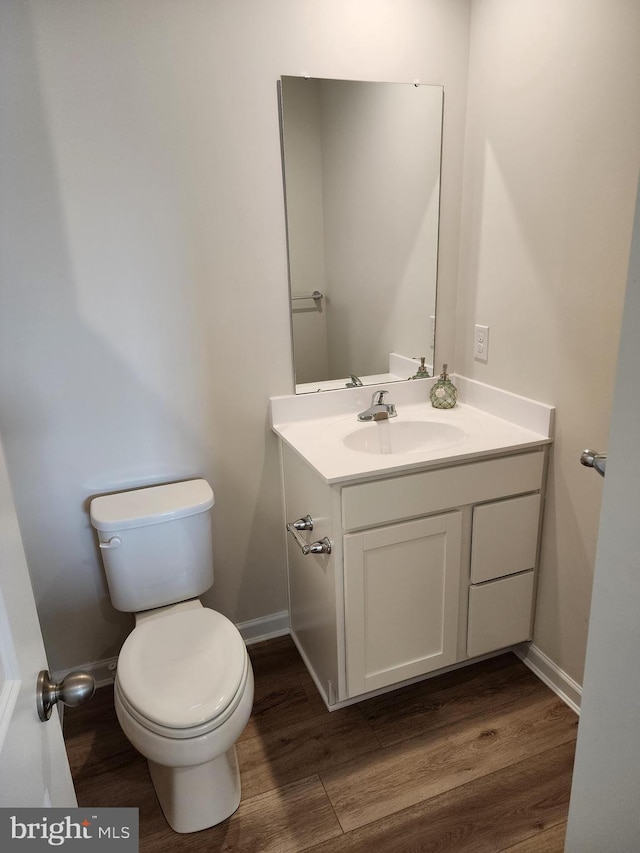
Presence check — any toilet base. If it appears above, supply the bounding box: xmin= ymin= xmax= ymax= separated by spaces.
xmin=148 ymin=746 xmax=241 ymax=833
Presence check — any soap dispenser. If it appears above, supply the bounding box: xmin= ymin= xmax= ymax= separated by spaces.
xmin=430 ymin=364 xmax=458 ymax=409
xmin=409 ymin=357 xmax=430 ymax=380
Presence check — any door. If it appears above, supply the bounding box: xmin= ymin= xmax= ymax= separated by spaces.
xmin=0 ymin=438 xmax=76 ymax=806
xmin=344 ymin=512 xmax=462 ymax=697
xmin=564 ymin=182 xmax=640 ymax=849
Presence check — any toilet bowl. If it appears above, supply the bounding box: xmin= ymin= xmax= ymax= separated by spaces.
xmin=90 ymin=480 xmax=254 ymax=833
xmin=113 ymin=602 xmax=254 ymax=832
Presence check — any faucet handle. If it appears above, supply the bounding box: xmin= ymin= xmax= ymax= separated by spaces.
xmin=372 ymin=390 xmax=388 ymax=405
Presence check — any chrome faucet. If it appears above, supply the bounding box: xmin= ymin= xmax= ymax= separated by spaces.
xmin=357 ymin=390 xmax=397 ymax=422
xmin=346 ymin=374 xmax=363 ymax=388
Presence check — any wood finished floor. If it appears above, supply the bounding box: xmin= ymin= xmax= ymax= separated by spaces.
xmin=63 ymin=637 xmax=578 ymax=852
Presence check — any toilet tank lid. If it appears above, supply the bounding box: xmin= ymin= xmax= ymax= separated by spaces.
xmin=90 ymin=479 xmax=214 ymax=532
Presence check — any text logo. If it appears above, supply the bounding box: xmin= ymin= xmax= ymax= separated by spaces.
xmin=0 ymin=808 xmax=138 ymax=850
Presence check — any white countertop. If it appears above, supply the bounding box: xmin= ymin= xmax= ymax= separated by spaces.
xmin=270 ymin=376 xmax=554 ymax=484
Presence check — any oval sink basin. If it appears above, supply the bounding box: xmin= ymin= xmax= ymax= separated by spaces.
xmin=342 ymin=420 xmax=467 ymax=455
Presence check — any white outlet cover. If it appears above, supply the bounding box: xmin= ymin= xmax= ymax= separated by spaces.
xmin=474 ymin=324 xmax=489 ymax=363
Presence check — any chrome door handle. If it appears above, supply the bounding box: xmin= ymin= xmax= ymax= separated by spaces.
xmin=37 ymin=670 xmax=95 ymax=721
xmin=580 ymin=448 xmax=607 ymax=477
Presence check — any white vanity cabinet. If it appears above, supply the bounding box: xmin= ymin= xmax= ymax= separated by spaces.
xmin=282 ymin=442 xmax=548 ymax=709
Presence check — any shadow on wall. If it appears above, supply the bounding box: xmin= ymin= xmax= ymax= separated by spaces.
xmin=201 ymin=419 xmax=288 ymax=626
xmin=0 ymin=2 xmax=212 ymax=673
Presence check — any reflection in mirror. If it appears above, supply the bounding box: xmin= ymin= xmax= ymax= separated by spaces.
xmin=279 ymin=76 xmax=444 ymax=394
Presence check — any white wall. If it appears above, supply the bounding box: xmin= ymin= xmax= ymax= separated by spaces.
xmin=456 ymin=0 xmax=640 ymax=683
xmin=5 ymin=0 xmax=635 ymax=689
xmin=0 ymin=0 xmax=471 ymax=673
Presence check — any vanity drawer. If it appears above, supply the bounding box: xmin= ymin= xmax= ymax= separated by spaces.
xmin=467 ymin=570 xmax=535 ymax=658
xmin=470 ymin=493 xmax=541 ymax=583
xmin=341 ymin=451 xmax=545 ymax=531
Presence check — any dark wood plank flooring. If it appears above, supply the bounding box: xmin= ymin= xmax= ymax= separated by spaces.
xmin=63 ymin=637 xmax=578 ymax=852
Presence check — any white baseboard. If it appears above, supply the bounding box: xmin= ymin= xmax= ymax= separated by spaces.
xmin=54 ymin=610 xmax=291 ymax=688
xmin=515 ymin=642 xmax=582 ymax=715
xmin=237 ymin=610 xmax=290 ymax=645
xmin=53 ymin=656 xmax=119 ymax=690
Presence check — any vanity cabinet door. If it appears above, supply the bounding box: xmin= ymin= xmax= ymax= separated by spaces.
xmin=343 ymin=512 xmax=462 ymax=698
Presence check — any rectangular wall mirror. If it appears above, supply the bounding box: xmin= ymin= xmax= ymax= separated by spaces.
xmin=279 ymin=76 xmax=444 ymax=394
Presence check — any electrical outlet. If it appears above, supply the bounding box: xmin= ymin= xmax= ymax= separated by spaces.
xmin=474 ymin=324 xmax=489 ymax=363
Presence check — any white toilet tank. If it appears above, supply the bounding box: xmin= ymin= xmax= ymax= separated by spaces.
xmin=90 ymin=479 xmax=215 ymax=613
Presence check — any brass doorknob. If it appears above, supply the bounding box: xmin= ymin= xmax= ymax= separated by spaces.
xmin=36 ymin=669 xmax=95 ymax=721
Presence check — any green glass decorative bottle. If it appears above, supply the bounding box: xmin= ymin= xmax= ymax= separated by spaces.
xmin=408 ymin=356 xmax=430 ymax=380
xmin=430 ymin=363 xmax=458 ymax=409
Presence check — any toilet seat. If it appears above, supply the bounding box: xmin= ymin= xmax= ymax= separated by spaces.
xmin=116 ymin=607 xmax=248 ymax=738
xmin=115 ymin=658 xmax=249 ymax=740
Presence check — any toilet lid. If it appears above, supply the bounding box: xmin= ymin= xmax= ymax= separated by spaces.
xmin=117 ymin=608 xmax=247 ymax=730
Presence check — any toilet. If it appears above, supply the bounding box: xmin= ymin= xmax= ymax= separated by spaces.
xmin=90 ymin=479 xmax=254 ymax=834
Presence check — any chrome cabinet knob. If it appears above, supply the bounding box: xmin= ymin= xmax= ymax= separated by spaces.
xmin=37 ymin=669 xmax=95 ymax=721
